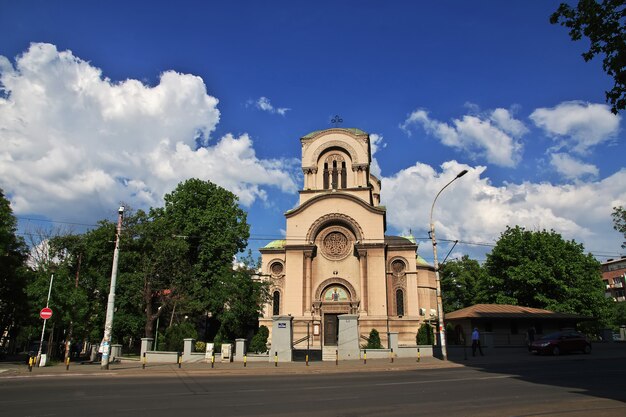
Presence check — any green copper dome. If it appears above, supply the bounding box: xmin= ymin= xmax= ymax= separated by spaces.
xmin=263 ymin=239 xmax=286 ymax=249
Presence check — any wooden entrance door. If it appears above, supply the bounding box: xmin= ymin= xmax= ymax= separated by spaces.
xmin=324 ymin=314 xmax=339 ymax=346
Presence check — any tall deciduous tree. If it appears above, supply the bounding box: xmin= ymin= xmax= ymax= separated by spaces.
xmin=440 ymin=255 xmax=486 ymax=313
xmin=162 ymin=178 xmax=250 ymax=317
xmin=480 ymin=226 xmax=611 ymax=324
xmin=551 ymin=0 xmax=626 ymax=113
xmin=0 ymin=189 xmax=29 ymax=348
xmin=612 ymin=206 xmax=626 ymax=248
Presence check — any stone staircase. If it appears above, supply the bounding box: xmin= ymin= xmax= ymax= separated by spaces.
xmin=322 ymin=345 xmax=337 ymax=361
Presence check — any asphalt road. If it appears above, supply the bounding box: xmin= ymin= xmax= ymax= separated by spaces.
xmin=2 ymin=357 xmax=625 ymax=417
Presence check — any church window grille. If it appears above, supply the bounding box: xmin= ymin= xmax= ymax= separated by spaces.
xmin=272 ymin=291 xmax=280 ymax=316
xmin=270 ymin=262 xmax=283 ymax=276
xmin=341 ymin=161 xmax=347 ymax=188
xmin=391 ymin=259 xmax=406 ymax=275
xmin=396 ymin=289 xmax=405 ymax=316
xmin=331 ymin=160 xmax=338 ymax=189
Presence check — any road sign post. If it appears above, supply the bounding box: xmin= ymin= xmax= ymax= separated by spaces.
xmin=36 ymin=274 xmax=54 ymax=366
xmin=40 ymin=307 xmax=53 ymax=320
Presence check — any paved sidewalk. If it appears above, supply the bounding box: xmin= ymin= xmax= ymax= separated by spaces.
xmin=1 ymin=342 xmax=624 ymax=379
xmin=0 ymin=355 xmax=459 ymax=378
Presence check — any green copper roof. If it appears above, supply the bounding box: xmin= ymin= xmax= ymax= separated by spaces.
xmin=416 ymin=255 xmax=432 ymax=267
xmin=401 ymin=234 xmax=416 ymax=244
xmin=302 ymin=128 xmax=368 ymax=139
xmin=263 ymin=239 xmax=286 ymax=249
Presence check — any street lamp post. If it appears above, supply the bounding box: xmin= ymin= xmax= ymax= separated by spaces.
xmin=101 ymin=206 xmax=124 ymax=370
xmin=429 ymin=169 xmax=468 ymax=361
xmin=154 ymin=306 xmax=162 ymax=351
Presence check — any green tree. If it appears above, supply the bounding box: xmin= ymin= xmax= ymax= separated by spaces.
xmin=366 ymin=328 xmax=382 ymax=349
xmin=162 ymin=178 xmax=250 ymax=322
xmin=612 ymin=302 xmax=626 ymax=329
xmin=551 ymin=0 xmax=626 ymax=113
xmin=612 ymin=206 xmax=626 ymax=248
xmin=480 ymin=226 xmax=612 ymax=325
xmin=249 ymin=325 xmax=269 ymax=353
xmin=125 ymin=208 xmax=191 ymax=339
xmin=416 ymin=323 xmax=434 ymax=345
xmin=215 ymin=266 xmax=269 ymax=342
xmin=162 ymin=321 xmax=197 ymax=352
xmin=440 ymin=255 xmax=486 ymax=313
xmin=0 ymin=189 xmax=30 ymax=350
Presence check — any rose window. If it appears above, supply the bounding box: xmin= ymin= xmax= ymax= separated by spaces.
xmin=321 ymin=231 xmax=351 ymax=260
xmin=391 ymin=259 xmax=406 ymax=275
xmin=270 ymin=262 xmax=284 ymax=276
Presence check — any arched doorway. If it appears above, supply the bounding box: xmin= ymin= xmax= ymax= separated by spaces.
xmin=321 ymin=284 xmax=350 ymax=346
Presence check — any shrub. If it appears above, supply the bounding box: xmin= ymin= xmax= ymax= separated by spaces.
xmin=249 ymin=325 xmax=269 ymax=353
xmin=366 ymin=328 xmax=383 ymax=349
xmin=163 ymin=321 xmax=198 ymax=352
xmin=416 ymin=323 xmax=434 ymax=345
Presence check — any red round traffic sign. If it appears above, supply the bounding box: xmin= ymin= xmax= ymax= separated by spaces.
xmin=40 ymin=307 xmax=53 ymax=320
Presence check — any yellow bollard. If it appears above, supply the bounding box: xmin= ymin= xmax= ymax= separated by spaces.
xmin=390 ymin=348 xmax=394 ymax=363
xmin=274 ymin=352 xmax=278 ymax=367
xmin=65 ymin=356 xmax=70 ymax=371
xmin=335 ymin=349 xmax=338 ymax=366
xmin=28 ymin=356 xmax=33 ymax=372
xmin=244 ymin=355 xmax=247 ymax=367
xmin=211 ymin=353 xmax=215 ymax=368
xmin=142 ymin=352 xmax=146 ymax=369
xmin=178 ymin=352 xmax=182 ymax=369
xmin=417 ymin=348 xmax=420 ymax=363
xmin=305 ymin=354 xmax=309 ymax=366
xmin=364 ymin=350 xmax=367 ymax=365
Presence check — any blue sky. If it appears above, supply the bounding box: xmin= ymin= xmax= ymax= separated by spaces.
xmin=1 ymin=1 xmax=624 ymax=263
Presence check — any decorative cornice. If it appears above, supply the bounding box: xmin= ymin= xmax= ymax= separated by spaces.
xmin=286 ymin=192 xmax=385 ymax=218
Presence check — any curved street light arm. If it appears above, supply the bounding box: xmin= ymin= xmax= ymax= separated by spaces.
xmin=428 ymin=169 xmax=467 ymax=361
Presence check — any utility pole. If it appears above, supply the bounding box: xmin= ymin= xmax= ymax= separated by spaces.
xmin=101 ymin=206 xmax=124 ymax=370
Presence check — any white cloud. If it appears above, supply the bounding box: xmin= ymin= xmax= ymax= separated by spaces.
xmin=0 ymin=43 xmax=297 ymax=222
xmin=400 ymin=108 xmax=525 ymax=167
xmin=254 ymin=96 xmax=290 ymax=116
xmin=550 ymin=153 xmax=599 ymax=180
xmin=369 ymin=133 xmax=386 ymax=178
xmin=381 ymin=161 xmax=626 ymax=258
xmin=530 ymin=101 xmax=621 ymax=154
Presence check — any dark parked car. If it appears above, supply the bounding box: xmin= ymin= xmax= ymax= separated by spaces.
xmin=530 ymin=331 xmax=591 ymax=355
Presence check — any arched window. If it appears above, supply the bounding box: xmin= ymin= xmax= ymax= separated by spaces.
xmin=395 ymin=289 xmax=404 ymax=316
xmin=341 ymin=161 xmax=347 ymax=188
xmin=331 ymin=160 xmax=338 ymax=189
xmin=323 ymin=163 xmax=329 ymax=189
xmin=272 ymin=291 xmax=280 ymax=316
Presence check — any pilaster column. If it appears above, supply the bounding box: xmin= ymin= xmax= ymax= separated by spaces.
xmin=304 ymin=250 xmax=314 ymax=313
xmin=357 ymin=249 xmax=368 ymax=313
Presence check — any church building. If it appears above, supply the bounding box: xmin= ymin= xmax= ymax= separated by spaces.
xmin=259 ymin=128 xmax=438 ymax=356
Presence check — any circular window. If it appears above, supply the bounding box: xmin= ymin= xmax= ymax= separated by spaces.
xmin=391 ymin=259 xmax=406 ymax=275
xmin=270 ymin=262 xmax=284 ymax=276
xmin=318 ymin=227 xmax=352 ymax=260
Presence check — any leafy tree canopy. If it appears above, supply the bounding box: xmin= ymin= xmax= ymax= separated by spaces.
xmin=440 ymin=255 xmax=486 ymax=313
xmin=551 ymin=0 xmax=626 ymax=113
xmin=480 ymin=226 xmax=611 ymax=323
xmin=163 ymin=178 xmax=250 ymax=315
xmin=0 ymin=189 xmax=29 ymax=343
xmin=612 ymin=206 xmax=626 ymax=248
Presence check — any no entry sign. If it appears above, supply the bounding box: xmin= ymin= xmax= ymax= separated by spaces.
xmin=40 ymin=307 xmax=53 ymax=320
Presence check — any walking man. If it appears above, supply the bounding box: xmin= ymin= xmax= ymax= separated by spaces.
xmin=472 ymin=327 xmax=484 ymax=356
